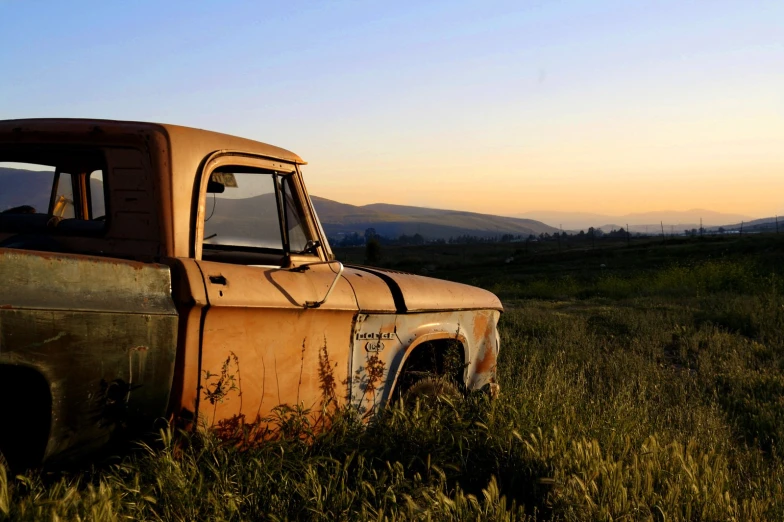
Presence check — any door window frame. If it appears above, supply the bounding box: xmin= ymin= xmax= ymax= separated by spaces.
xmin=193 ymin=152 xmax=325 ymax=264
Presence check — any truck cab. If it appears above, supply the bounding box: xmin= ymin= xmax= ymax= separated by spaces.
xmin=0 ymin=119 xmax=502 ymax=468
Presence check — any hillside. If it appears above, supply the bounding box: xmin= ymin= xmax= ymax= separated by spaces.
xmin=709 ymin=216 xmax=782 ymax=233
xmin=312 ymin=196 xmax=558 ymax=239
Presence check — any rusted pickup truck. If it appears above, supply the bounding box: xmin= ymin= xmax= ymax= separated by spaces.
xmin=0 ymin=119 xmax=502 ymax=468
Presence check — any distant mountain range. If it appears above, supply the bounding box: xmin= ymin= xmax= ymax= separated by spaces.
xmin=514 ymin=209 xmax=756 ymax=234
xmin=311 ymin=196 xmax=558 ymax=239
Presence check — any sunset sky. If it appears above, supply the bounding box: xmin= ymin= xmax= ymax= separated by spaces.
xmin=1 ymin=1 xmax=782 ymax=219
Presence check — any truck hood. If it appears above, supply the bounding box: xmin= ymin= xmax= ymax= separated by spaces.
xmin=341 ymin=265 xmax=503 ymax=314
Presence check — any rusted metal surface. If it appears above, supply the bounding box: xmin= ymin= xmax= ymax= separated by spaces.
xmin=353 ymin=266 xmax=503 ymax=313
xmin=0 ymin=249 xmax=178 ymax=461
xmin=195 ymin=264 xmax=501 ymax=425
xmin=342 ymin=265 xmax=503 ymax=314
xmin=0 ymin=248 xmax=175 ymax=313
xmin=349 ymin=309 xmax=500 ymax=414
xmin=341 ymin=267 xmax=399 ymax=312
xmin=194 ymin=258 xmax=359 ymax=427
xmin=162 ymin=258 xmax=209 ymax=423
xmin=0 ymin=118 xmax=504 ymax=463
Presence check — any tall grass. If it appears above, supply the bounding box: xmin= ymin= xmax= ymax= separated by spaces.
xmin=3 ymin=255 xmax=784 ymax=520
xmin=492 ymin=259 xmax=778 ymax=302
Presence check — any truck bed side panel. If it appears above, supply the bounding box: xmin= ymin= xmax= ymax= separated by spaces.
xmin=0 ymin=248 xmax=178 ymax=461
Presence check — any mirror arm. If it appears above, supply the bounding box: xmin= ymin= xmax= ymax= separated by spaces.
xmin=302 ymin=260 xmax=344 ymax=309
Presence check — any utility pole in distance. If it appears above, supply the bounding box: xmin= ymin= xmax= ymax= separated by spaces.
xmin=626 ymin=223 xmax=630 ymax=247
xmin=776 ymin=215 xmax=779 ymax=234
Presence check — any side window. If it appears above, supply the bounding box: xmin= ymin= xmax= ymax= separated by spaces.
xmin=203 ymin=170 xmax=283 ymax=251
xmin=52 ymin=172 xmax=75 ymax=219
xmin=201 ymin=167 xmax=313 ymax=263
xmin=89 ymin=170 xmax=106 ymax=219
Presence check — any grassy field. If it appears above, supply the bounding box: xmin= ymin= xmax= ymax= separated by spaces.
xmin=3 ymin=235 xmax=784 ymax=520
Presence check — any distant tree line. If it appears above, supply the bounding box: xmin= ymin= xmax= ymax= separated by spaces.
xmin=329 ymin=223 xmax=766 ymax=248
xmin=330 ymin=227 xmax=641 ymax=247
xmin=330 ymin=228 xmax=527 ymax=247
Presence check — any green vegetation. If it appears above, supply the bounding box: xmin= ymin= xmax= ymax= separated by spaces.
xmin=3 ymin=235 xmax=784 ymax=520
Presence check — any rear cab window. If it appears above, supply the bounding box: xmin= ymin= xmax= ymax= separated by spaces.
xmin=0 ymin=147 xmax=107 ymax=236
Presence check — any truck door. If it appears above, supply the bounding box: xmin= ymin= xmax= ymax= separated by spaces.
xmin=192 ymin=155 xmax=358 ymax=428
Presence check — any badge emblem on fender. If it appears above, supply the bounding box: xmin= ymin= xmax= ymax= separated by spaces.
xmin=365 ymin=341 xmax=385 ymax=353
xmin=356 ymin=332 xmax=394 ymax=340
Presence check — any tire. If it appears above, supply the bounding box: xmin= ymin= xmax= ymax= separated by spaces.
xmin=401 ymin=376 xmax=461 ymax=408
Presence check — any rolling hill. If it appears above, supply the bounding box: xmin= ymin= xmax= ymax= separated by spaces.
xmin=311 ymin=196 xmax=559 ymax=239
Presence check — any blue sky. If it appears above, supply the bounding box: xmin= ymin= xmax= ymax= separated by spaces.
xmin=1 ymin=1 xmax=782 ymax=217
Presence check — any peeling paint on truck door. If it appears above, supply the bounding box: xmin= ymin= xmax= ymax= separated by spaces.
xmin=195 ymin=260 xmax=359 ymax=426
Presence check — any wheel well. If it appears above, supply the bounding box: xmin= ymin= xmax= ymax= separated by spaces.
xmin=392 ymin=339 xmax=467 ymax=400
xmin=0 ymin=365 xmax=52 ymax=470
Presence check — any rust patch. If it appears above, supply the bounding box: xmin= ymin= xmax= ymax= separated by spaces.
xmin=2 ymin=248 xmax=148 ymax=270
xmin=0 ymin=304 xmax=13 ymax=309
xmin=474 ymin=343 xmax=497 ymax=375
xmin=472 ymin=313 xmax=489 ymax=340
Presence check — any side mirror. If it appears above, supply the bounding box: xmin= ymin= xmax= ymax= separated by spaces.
xmin=302 ymin=239 xmax=321 ymax=255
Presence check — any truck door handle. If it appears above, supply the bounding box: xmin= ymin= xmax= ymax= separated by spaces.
xmin=209 ymin=275 xmax=227 ymax=285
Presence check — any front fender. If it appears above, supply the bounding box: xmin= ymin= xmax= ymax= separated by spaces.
xmin=349 ymin=309 xmax=500 ymax=413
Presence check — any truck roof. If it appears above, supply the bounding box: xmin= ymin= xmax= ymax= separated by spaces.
xmin=0 ymin=118 xmax=306 ymax=165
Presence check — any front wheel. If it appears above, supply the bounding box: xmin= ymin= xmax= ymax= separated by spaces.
xmin=401 ymin=376 xmax=461 ymax=408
